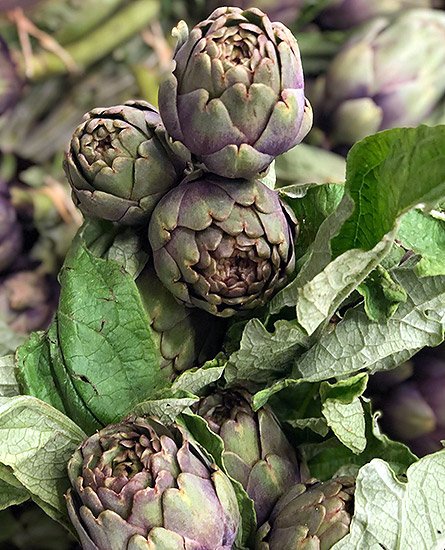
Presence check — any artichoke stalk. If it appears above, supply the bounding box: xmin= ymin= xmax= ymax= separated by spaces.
xmin=313 ymin=9 xmax=445 ymax=149
xmin=66 ymin=415 xmax=240 ymax=550
xmin=148 ymin=174 xmax=296 ymax=317
xmin=256 ymin=477 xmax=355 ymax=550
xmin=64 ymin=101 xmax=185 ymax=226
xmin=0 ymin=181 xmax=22 ymax=273
xmin=194 ymin=390 xmax=302 ymax=525
xmin=159 ymin=7 xmax=312 ymax=179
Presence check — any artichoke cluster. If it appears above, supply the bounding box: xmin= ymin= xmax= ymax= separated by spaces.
xmin=65 ymin=6 xmax=310 ymax=320
xmin=66 ymin=392 xmax=355 ymax=550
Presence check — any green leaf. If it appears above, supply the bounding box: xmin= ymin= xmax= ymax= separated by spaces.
xmin=171 ymin=357 xmax=226 ymax=396
xmin=0 ymin=355 xmax=19 ymax=398
xmin=0 ymin=396 xmax=86 ymax=525
xmin=132 ymin=389 xmax=199 ymax=424
xmin=333 ymin=451 xmax=445 ymax=550
xmin=397 ymin=208 xmax=445 ymax=276
xmin=225 ymin=319 xmax=309 ymax=387
xmin=357 ymin=265 xmax=407 ymax=322
xmin=0 ymin=318 xmax=26 ymax=357
xmin=302 ymin=402 xmax=417 ymax=482
xmin=295 ymin=267 xmax=445 ymax=381
xmin=0 ymin=465 xmax=29 ymax=510
xmin=333 ymin=126 xmax=445 ymax=256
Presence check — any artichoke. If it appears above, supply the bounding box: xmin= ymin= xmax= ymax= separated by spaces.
xmin=0 ymin=271 xmax=57 ymax=334
xmin=136 ymin=265 xmax=224 ymax=380
xmin=318 ymin=0 xmax=433 ymax=30
xmin=373 ymin=352 xmax=445 ymax=456
xmin=64 ymin=101 xmax=185 ymax=225
xmin=194 ymin=389 xmax=301 ymax=525
xmin=256 ymin=477 xmax=355 ymax=550
xmin=313 ymin=10 xmax=445 ymax=148
xmin=0 ymin=37 xmax=21 ymax=115
xmin=159 ymin=7 xmax=312 ymax=179
xmin=210 ymin=0 xmax=303 ymax=25
xmin=0 ymin=181 xmax=22 ymax=273
xmin=66 ymin=415 xmax=240 ymax=550
xmin=148 ymin=175 xmax=296 ymax=317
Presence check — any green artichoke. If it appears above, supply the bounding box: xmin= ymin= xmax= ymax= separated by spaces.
xmin=210 ymin=0 xmax=303 ymax=25
xmin=256 ymin=477 xmax=355 ymax=550
xmin=313 ymin=9 xmax=445 ymax=148
xmin=136 ymin=265 xmax=224 ymax=380
xmin=194 ymin=390 xmax=302 ymax=525
xmin=148 ymin=175 xmax=296 ymax=317
xmin=66 ymin=415 xmax=240 ymax=550
xmin=64 ymin=101 xmax=185 ymax=225
xmin=159 ymin=7 xmax=312 ymax=179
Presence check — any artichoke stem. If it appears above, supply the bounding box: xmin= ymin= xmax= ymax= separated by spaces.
xmin=17 ymin=0 xmax=160 ymax=81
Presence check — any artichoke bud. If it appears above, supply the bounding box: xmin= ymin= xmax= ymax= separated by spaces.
xmin=0 ymin=271 xmax=57 ymax=334
xmin=376 ymin=356 xmax=445 ymax=456
xmin=194 ymin=389 xmax=302 ymax=525
xmin=148 ymin=174 xmax=297 ymax=318
xmin=159 ymin=7 xmax=312 ymax=179
xmin=314 ymin=9 xmax=445 ymax=148
xmin=64 ymin=101 xmax=186 ymax=226
xmin=0 ymin=182 xmax=22 ymax=273
xmin=66 ymin=415 xmax=240 ymax=550
xmin=136 ymin=265 xmax=225 ymax=380
xmin=256 ymin=477 xmax=355 ymax=550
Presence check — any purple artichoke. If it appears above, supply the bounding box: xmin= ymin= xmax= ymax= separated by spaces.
xmin=64 ymin=101 xmax=185 ymax=226
xmin=210 ymin=0 xmax=303 ymax=25
xmin=375 ymin=354 xmax=445 ymax=456
xmin=0 ymin=270 xmax=57 ymax=334
xmin=0 ymin=182 xmax=22 ymax=273
xmin=148 ymin=175 xmax=296 ymax=317
xmin=194 ymin=390 xmax=302 ymax=525
xmin=313 ymin=9 xmax=445 ymax=148
xmin=159 ymin=7 xmax=312 ymax=179
xmin=66 ymin=416 xmax=240 ymax=550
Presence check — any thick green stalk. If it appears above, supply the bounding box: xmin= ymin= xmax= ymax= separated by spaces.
xmin=21 ymin=0 xmax=160 ymax=80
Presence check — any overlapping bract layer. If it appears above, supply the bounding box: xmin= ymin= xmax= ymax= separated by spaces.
xmin=256 ymin=478 xmax=355 ymax=550
xmin=159 ymin=7 xmax=312 ymax=179
xmin=66 ymin=416 xmax=240 ymax=550
xmin=64 ymin=101 xmax=185 ymax=225
xmin=136 ymin=266 xmax=224 ymax=380
xmin=195 ymin=390 xmax=301 ymax=525
xmin=314 ymin=9 xmax=445 ymax=147
xmin=149 ymin=175 xmax=296 ymax=317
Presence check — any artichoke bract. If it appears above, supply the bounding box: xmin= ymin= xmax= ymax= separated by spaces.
xmin=0 ymin=182 xmax=22 ymax=273
xmin=314 ymin=10 xmax=445 ymax=148
xmin=318 ymin=0 xmax=432 ymax=30
xmin=66 ymin=416 xmax=240 ymax=550
xmin=256 ymin=477 xmax=355 ymax=550
xmin=136 ymin=266 xmax=224 ymax=380
xmin=64 ymin=101 xmax=185 ymax=225
xmin=211 ymin=0 xmax=303 ymax=25
xmin=159 ymin=7 xmax=313 ymax=179
xmin=148 ymin=175 xmax=296 ymax=317
xmin=194 ymin=390 xmax=301 ymax=525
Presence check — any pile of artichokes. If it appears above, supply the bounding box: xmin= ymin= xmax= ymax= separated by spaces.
xmin=61 ymin=6 xmax=355 ymax=550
